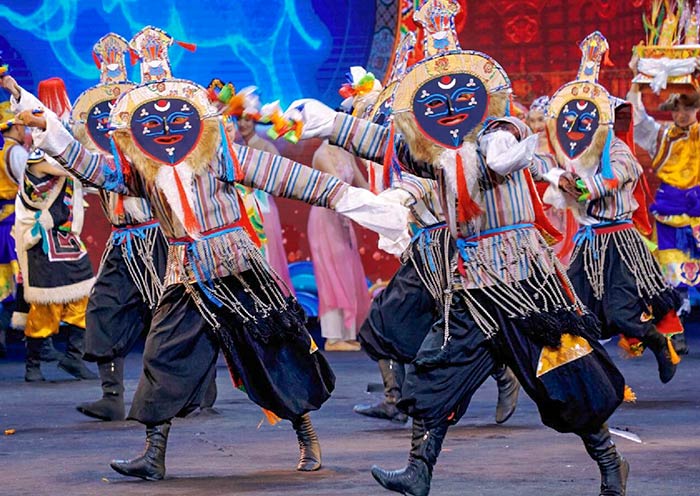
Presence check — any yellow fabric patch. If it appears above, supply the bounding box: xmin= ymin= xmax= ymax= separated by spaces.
xmin=536 ymin=333 xmax=593 ymax=378
xmin=653 ymin=213 xmax=700 ymax=229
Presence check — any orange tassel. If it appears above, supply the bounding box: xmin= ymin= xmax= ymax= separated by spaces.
xmin=114 ymin=194 xmax=125 ymax=217
xmin=261 ymin=408 xmax=282 ymax=426
xmin=623 ymin=385 xmax=637 ymax=403
xmin=455 ymin=152 xmax=482 ymax=223
xmin=172 ymin=168 xmax=201 ymax=234
xmin=667 ymin=337 xmax=681 ymax=365
xmin=176 ymin=40 xmax=197 ymax=52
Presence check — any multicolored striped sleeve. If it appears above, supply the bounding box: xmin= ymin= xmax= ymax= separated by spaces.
xmin=330 ymin=113 xmax=437 ymax=179
xmin=232 ymin=144 xmax=350 ymax=209
xmin=581 ymin=139 xmax=641 ymax=200
xmin=54 ymin=140 xmax=131 ymax=195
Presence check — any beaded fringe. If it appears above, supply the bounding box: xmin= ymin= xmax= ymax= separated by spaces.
xmin=409 ymin=227 xmax=586 ymax=346
xmin=166 ymin=229 xmax=299 ymax=335
xmin=570 ymin=226 xmax=671 ymax=303
xmin=100 ymin=227 xmax=165 ymax=309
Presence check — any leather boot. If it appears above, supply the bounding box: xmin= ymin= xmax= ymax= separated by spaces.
xmin=292 ymin=413 xmax=322 ymax=471
xmin=492 ymin=365 xmax=520 ymax=424
xmin=354 ymin=359 xmax=408 ymax=423
xmin=76 ymin=358 xmax=125 ymax=421
xmin=0 ymin=327 xmax=6 ymax=359
xmin=58 ymin=324 xmax=98 ymax=380
xmin=110 ymin=422 xmax=170 ymax=480
xmin=25 ymin=337 xmax=45 ymax=382
xmin=39 ymin=336 xmax=63 ymax=362
xmin=371 ymin=418 xmax=448 ymax=496
xmin=579 ymin=424 xmax=629 ymax=496
xmin=641 ymin=328 xmax=678 ymax=384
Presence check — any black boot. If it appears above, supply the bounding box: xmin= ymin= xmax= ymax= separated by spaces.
xmin=371 ymin=418 xmax=448 ymax=496
xmin=76 ymin=358 xmax=125 ymax=421
xmin=0 ymin=303 xmax=11 ymax=358
xmin=354 ymin=359 xmax=408 ymax=423
xmin=58 ymin=325 xmax=98 ymax=380
xmin=580 ymin=424 xmax=629 ymax=496
xmin=0 ymin=327 xmax=6 ymax=359
xmin=25 ymin=337 xmax=45 ymax=382
xmin=492 ymin=365 xmax=520 ymax=424
xmin=39 ymin=336 xmax=63 ymax=362
xmin=292 ymin=413 xmax=322 ymax=471
xmin=671 ymin=333 xmax=689 ymax=356
xmin=110 ymin=422 xmax=170 ymax=480
xmin=641 ymin=328 xmax=678 ymax=384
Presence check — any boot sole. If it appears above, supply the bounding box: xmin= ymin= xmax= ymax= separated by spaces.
xmin=76 ymin=405 xmax=124 ymax=422
xmin=109 ymin=462 xmax=164 ymax=481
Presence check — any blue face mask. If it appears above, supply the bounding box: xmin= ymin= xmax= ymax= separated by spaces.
xmin=412 ymin=73 xmax=488 ymax=148
xmin=131 ymin=98 xmax=202 ymax=164
xmin=86 ymin=99 xmax=115 ymax=154
xmin=556 ymin=99 xmax=600 ymax=159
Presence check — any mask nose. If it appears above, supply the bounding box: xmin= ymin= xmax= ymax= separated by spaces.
xmin=446 ymin=96 xmax=456 ymax=115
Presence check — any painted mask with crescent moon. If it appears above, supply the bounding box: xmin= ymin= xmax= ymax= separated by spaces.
xmin=555 ymin=99 xmax=600 ymax=159
xmin=130 ymin=97 xmax=202 ymax=165
xmin=412 ymin=73 xmax=488 ymax=149
xmin=87 ymin=99 xmax=118 ymax=154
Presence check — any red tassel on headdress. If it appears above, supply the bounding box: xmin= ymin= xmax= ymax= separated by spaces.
xmin=455 ymin=152 xmax=482 ymax=223
xmin=92 ymin=51 xmax=102 ymax=70
xmin=37 ymin=78 xmax=72 ymax=122
xmin=129 ymin=48 xmax=139 ymax=66
xmin=172 ymin=169 xmax=201 ymax=234
xmin=176 ymin=40 xmax=197 ymax=52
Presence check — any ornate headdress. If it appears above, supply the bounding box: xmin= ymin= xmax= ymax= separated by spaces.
xmin=71 ymin=33 xmax=136 ymax=154
xmin=546 ymin=32 xmax=616 ymax=180
xmin=392 ymin=0 xmax=511 ymax=160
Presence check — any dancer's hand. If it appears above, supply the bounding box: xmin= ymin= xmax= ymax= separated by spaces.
xmin=558 ymin=171 xmax=579 ymax=197
xmin=629 ymin=53 xmax=639 ymax=77
xmin=16 ymin=110 xmax=46 ymax=130
xmin=284 ymin=98 xmax=336 ymax=140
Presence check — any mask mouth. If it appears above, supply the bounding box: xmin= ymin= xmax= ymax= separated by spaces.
xmin=154 ymin=135 xmax=183 ymax=145
xmin=567 ymin=131 xmax=585 ymax=141
xmin=438 ymin=114 xmax=467 ymax=126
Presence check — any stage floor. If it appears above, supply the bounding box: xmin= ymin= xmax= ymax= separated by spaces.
xmin=1 ymin=328 xmax=698 ymax=496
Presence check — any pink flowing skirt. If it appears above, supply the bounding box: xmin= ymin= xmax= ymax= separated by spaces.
xmin=307 ymin=206 xmax=370 ymax=331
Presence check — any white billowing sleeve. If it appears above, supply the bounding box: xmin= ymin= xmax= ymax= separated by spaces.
xmin=627 ymin=89 xmax=661 ymax=156
xmin=29 ymin=110 xmax=74 ymax=157
xmin=335 ymin=186 xmax=410 ymax=251
xmin=284 ymin=98 xmax=337 ymax=140
xmin=10 ymin=87 xmax=45 ymax=114
xmin=481 ymin=130 xmax=539 ymax=175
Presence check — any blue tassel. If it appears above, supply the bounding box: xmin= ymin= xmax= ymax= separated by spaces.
xmin=505 ymin=98 xmax=511 ymax=117
xmin=106 ymin=136 xmax=125 ymax=191
xmin=600 ymin=126 xmax=614 ymax=182
xmin=219 ymin=120 xmax=235 ymax=182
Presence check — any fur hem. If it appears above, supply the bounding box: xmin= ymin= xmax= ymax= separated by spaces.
xmin=24 ymin=277 xmax=95 ymax=304
xmin=11 ymin=312 xmax=27 ymax=330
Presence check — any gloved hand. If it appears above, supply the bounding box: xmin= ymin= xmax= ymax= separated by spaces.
xmin=377 ymin=188 xmax=412 ymax=207
xmin=284 ymin=98 xmax=337 ymax=140
xmin=335 ymin=186 xmax=410 ymax=248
